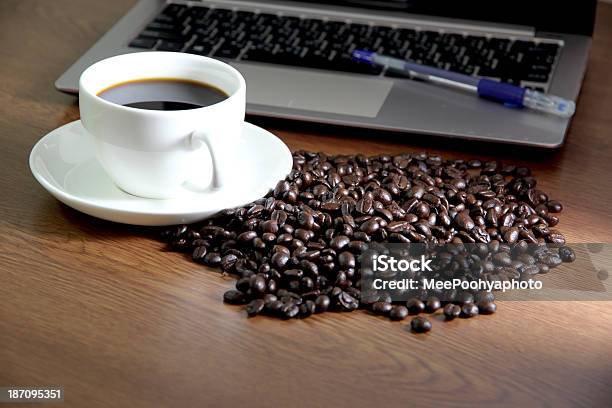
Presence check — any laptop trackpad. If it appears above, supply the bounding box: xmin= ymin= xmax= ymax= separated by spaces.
xmin=232 ymin=63 xmax=393 ymax=118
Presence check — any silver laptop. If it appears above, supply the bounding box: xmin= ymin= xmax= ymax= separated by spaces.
xmin=56 ymin=0 xmax=596 ymax=148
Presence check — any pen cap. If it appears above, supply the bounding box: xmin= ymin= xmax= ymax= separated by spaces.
xmin=523 ymin=89 xmax=576 ymax=118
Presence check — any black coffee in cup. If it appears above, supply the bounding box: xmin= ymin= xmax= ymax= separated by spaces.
xmin=97 ymin=78 xmax=229 ymax=111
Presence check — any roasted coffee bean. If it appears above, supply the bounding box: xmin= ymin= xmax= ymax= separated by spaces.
xmin=246 ymin=299 xmax=265 ymax=316
xmin=493 ymin=252 xmax=512 ymax=266
xmin=203 ymin=252 xmax=221 ymax=267
xmin=478 ymin=301 xmax=497 ymax=315
xmin=474 ymin=291 xmax=495 ymax=303
xmin=406 ymin=185 xmax=425 ymax=199
xmin=314 ymin=295 xmax=330 ymax=313
xmin=461 ymin=303 xmax=479 ymax=318
xmin=221 ymin=254 xmax=238 ymax=271
xmin=503 ymin=227 xmax=519 ymax=244
xmin=406 ymin=298 xmax=426 ymax=315
xmin=223 ymin=289 xmax=248 ymax=305
xmin=266 ymin=300 xmax=283 ymax=313
xmin=263 ymin=294 xmax=278 ymax=304
xmin=455 ymin=292 xmax=474 ymax=305
xmin=253 ymin=238 xmax=266 ymax=250
xmin=274 ymin=180 xmax=290 ymax=197
xmin=261 ymin=220 xmax=279 ymax=234
xmin=271 ymin=252 xmax=289 ymax=269
xmin=295 ymin=228 xmax=314 ymax=242
xmin=250 ymin=275 xmax=267 ymax=294
xmin=425 ymin=296 xmax=442 ymax=313
xmin=455 ymin=211 xmax=475 ymax=230
xmin=443 ymin=304 xmax=461 ymax=320
xmin=270 ymin=210 xmax=288 ymax=226
xmin=301 ymin=300 xmax=316 ymax=317
xmin=547 ymin=200 xmax=563 ymax=213
xmin=298 ymin=212 xmax=315 ymax=229
xmin=330 ymin=235 xmax=350 ymax=251
xmin=338 ymin=251 xmax=356 ymax=269
xmin=372 ymin=301 xmax=393 ymax=315
xmin=410 ymin=316 xmax=432 ymax=333
xmin=558 ymin=246 xmax=576 ymax=262
xmin=547 ymin=231 xmax=566 ymax=246
xmin=277 ymin=233 xmax=293 ymax=244
xmin=236 ymin=276 xmax=252 ymax=292
xmin=237 ymin=231 xmax=257 ymax=243
xmin=356 ymin=197 xmax=374 ymax=214
xmin=337 ymin=291 xmax=358 ymax=311
xmin=390 ymin=305 xmax=409 ymax=321
xmin=192 ymin=246 xmax=208 ymax=262
xmin=360 ymin=218 xmax=380 ymax=235
xmin=387 ymin=221 xmax=410 ymax=233
xmin=284 ymin=304 xmax=300 ymax=318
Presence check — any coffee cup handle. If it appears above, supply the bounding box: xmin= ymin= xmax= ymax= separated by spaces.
xmin=189 ymin=130 xmax=227 ymax=189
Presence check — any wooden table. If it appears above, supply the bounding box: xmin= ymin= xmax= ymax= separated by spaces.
xmin=1 ymin=1 xmax=611 ymax=407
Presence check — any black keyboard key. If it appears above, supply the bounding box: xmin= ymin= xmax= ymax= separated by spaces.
xmin=209 ymin=8 xmax=234 ymax=20
xmin=282 ymin=16 xmax=301 ymax=27
xmin=186 ymin=43 xmax=214 ymax=56
xmin=257 ymin=13 xmax=278 ymax=23
xmin=236 ymin=10 xmax=256 ymax=20
xmin=535 ymin=42 xmax=559 ymax=54
xmin=302 ymin=49 xmax=337 ymax=69
xmin=529 ymin=63 xmax=554 ymax=73
xmin=350 ymin=23 xmax=370 ymax=35
xmin=457 ymin=64 xmax=476 ymax=76
xmin=157 ymin=40 xmax=185 ymax=52
xmin=525 ymin=86 xmax=546 ymax=93
xmin=187 ymin=6 xmax=209 ymax=19
xmin=128 ymin=37 xmax=157 ymax=49
xmin=242 ymin=43 xmax=277 ymax=63
xmin=162 ymin=4 xmax=188 ymax=17
xmin=466 ymin=35 xmax=487 ymax=51
xmin=213 ymin=44 xmax=242 ymax=59
xmin=146 ymin=22 xmax=181 ymax=33
xmin=477 ymin=65 xmax=500 ymax=79
xmin=139 ymin=30 xmax=187 ymax=42
xmin=295 ymin=18 xmax=321 ymax=31
xmin=154 ymin=14 xmax=175 ymax=24
xmin=191 ymin=24 xmax=219 ymax=39
xmin=524 ymin=72 xmax=550 ymax=83
xmin=489 ymin=38 xmax=511 ymax=53
xmin=510 ymin=40 xmax=531 ymax=53
xmin=525 ymin=51 xmax=556 ymax=65
xmin=441 ymin=33 xmax=465 ymax=47
xmin=323 ymin=21 xmax=349 ymax=34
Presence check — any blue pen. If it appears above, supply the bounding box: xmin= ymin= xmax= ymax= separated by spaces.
xmin=352 ymin=50 xmax=575 ymax=118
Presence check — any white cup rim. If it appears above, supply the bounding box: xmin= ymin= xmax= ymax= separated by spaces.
xmin=79 ymin=51 xmax=246 ymax=115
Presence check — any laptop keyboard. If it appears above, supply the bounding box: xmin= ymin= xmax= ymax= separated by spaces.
xmin=129 ymin=3 xmax=561 ymax=91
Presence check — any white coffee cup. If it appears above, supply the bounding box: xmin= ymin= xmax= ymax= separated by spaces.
xmin=79 ymin=51 xmax=246 ymax=199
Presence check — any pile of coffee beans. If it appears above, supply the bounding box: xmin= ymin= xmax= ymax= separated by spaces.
xmin=160 ymin=151 xmax=575 ymax=334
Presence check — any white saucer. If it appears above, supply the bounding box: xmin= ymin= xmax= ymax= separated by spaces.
xmin=29 ymin=120 xmax=293 ymax=226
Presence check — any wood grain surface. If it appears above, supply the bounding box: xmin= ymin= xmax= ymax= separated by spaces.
xmin=1 ymin=1 xmax=611 ymax=407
